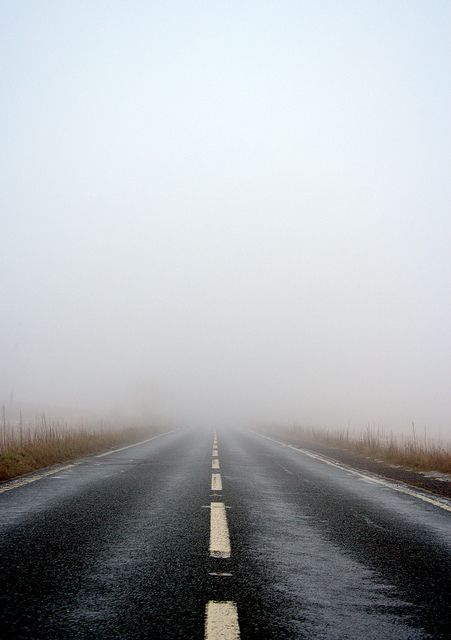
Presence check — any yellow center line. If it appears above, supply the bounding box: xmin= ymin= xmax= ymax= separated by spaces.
xmin=205 ymin=601 xmax=240 ymax=640
xmin=209 ymin=502 xmax=231 ymax=558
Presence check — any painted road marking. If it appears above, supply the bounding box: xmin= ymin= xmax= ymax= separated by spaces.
xmin=277 ymin=463 xmax=294 ymax=475
xmin=257 ymin=433 xmax=451 ymax=514
xmin=96 ymin=431 xmax=172 ymax=458
xmin=212 ymin=459 xmax=220 ymax=469
xmin=212 ymin=447 xmax=218 ymax=456
xmin=0 ymin=432 xmax=173 ymax=493
xmin=0 ymin=464 xmax=76 ymax=494
xmin=211 ymin=473 xmax=223 ymax=491
xmin=210 ymin=502 xmax=231 ymax=558
xmin=205 ymin=601 xmax=240 ymax=640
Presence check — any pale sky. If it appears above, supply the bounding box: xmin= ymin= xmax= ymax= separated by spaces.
xmin=1 ymin=1 xmax=450 ymax=435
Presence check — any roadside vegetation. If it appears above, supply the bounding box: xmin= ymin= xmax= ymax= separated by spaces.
xmin=264 ymin=424 xmax=451 ymax=474
xmin=0 ymin=412 xmax=163 ymax=481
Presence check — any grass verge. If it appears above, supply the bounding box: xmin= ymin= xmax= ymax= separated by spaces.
xmin=263 ymin=424 xmax=451 ymax=474
xmin=0 ymin=424 xmax=163 ymax=482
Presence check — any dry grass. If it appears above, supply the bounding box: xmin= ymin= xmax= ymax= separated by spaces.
xmin=263 ymin=424 xmax=451 ymax=474
xmin=0 ymin=413 xmax=163 ymax=481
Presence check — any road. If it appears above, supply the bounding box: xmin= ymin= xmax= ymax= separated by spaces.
xmin=0 ymin=429 xmax=450 ymax=639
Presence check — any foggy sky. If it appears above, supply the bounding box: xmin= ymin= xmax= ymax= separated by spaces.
xmin=1 ymin=1 xmax=450 ymax=435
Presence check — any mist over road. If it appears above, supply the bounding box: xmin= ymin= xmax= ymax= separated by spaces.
xmin=0 ymin=429 xmax=450 ymax=639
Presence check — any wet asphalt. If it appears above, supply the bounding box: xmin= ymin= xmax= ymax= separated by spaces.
xmin=0 ymin=429 xmax=450 ymax=639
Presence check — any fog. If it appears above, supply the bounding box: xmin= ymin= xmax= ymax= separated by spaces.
xmin=1 ymin=2 xmax=450 ymax=436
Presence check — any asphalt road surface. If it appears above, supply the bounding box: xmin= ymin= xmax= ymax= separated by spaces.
xmin=0 ymin=429 xmax=450 ymax=639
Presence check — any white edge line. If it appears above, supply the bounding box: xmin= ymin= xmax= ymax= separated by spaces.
xmin=255 ymin=433 xmax=451 ymax=514
xmin=95 ymin=430 xmax=174 ymax=458
xmin=277 ymin=463 xmax=294 ymax=475
xmin=0 ymin=430 xmax=176 ymax=495
xmin=0 ymin=463 xmax=76 ymax=494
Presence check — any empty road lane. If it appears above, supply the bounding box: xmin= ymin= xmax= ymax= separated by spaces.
xmin=0 ymin=429 xmax=450 ymax=639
